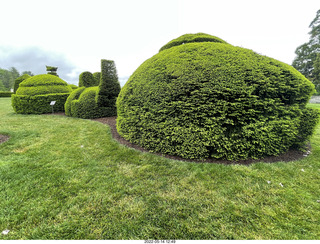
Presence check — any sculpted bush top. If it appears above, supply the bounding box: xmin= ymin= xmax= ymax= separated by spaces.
xmin=16 ymin=74 xmax=72 ymax=95
xmin=117 ymin=33 xmax=319 ymax=160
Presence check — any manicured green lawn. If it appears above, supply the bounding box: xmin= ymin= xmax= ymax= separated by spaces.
xmin=0 ymin=97 xmax=319 ymax=240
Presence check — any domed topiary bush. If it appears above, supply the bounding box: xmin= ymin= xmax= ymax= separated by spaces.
xmin=117 ymin=33 xmax=320 ymax=160
xmin=12 ymin=74 xmax=72 ymax=114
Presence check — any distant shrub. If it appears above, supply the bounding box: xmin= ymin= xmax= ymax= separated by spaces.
xmin=79 ymin=71 xmax=99 ymax=87
xmin=12 ymin=74 xmax=72 ymax=114
xmin=14 ymin=74 xmax=31 ymax=93
xmin=65 ymin=87 xmax=112 ymax=119
xmin=65 ymin=59 xmax=121 ymax=119
xmin=0 ymin=92 xmax=13 ymax=97
xmin=117 ymin=33 xmax=319 ymax=160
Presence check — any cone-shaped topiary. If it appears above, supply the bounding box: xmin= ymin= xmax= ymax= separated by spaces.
xmin=117 ymin=33 xmax=320 ymax=160
xmin=12 ymin=74 xmax=72 ymax=114
xmin=96 ymin=59 xmax=121 ymax=116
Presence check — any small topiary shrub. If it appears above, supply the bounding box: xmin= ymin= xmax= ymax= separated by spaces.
xmin=117 ymin=33 xmax=320 ymax=160
xmin=12 ymin=74 xmax=72 ymax=114
xmin=65 ymin=59 xmax=121 ymax=119
xmin=79 ymin=71 xmax=99 ymax=87
xmin=93 ymin=72 xmax=101 ymax=84
xmin=14 ymin=74 xmax=31 ymax=93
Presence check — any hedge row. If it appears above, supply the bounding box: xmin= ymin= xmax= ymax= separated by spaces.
xmin=12 ymin=93 xmax=70 ymax=114
xmin=0 ymin=92 xmax=13 ymax=97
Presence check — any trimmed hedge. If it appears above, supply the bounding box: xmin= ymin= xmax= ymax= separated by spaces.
xmin=12 ymin=74 xmax=72 ymax=114
xmin=0 ymin=92 xmax=13 ymax=97
xmin=159 ymin=33 xmax=228 ymax=52
xmin=12 ymin=93 xmax=70 ymax=114
xmin=65 ymin=87 xmax=112 ymax=119
xmin=79 ymin=71 xmax=99 ymax=87
xmin=65 ymin=59 xmax=121 ymax=119
xmin=14 ymin=74 xmax=31 ymax=93
xmin=69 ymin=84 xmax=78 ymax=90
xmin=117 ymin=34 xmax=320 ymax=160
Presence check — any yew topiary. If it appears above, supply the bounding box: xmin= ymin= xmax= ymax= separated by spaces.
xmin=12 ymin=74 xmax=72 ymax=114
xmin=65 ymin=59 xmax=121 ymax=119
xmin=117 ymin=33 xmax=319 ymax=160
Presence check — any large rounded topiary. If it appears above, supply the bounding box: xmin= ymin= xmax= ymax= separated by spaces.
xmin=12 ymin=74 xmax=72 ymax=114
xmin=117 ymin=33 xmax=320 ymax=160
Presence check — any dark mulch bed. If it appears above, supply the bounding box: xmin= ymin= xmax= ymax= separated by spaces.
xmin=39 ymin=113 xmax=310 ymax=164
xmin=93 ymin=117 xmax=309 ymax=165
xmin=0 ymin=134 xmax=10 ymax=144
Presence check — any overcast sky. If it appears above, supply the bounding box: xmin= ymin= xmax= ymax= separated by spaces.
xmin=0 ymin=0 xmax=319 ymax=86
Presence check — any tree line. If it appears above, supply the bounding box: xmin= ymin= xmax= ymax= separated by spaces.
xmin=293 ymin=9 xmax=320 ymax=94
xmin=0 ymin=67 xmax=34 ymax=91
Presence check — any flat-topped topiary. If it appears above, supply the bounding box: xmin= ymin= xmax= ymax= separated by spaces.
xmin=159 ymin=32 xmax=228 ymax=52
xmin=117 ymin=33 xmax=320 ymax=160
xmin=12 ymin=74 xmax=72 ymax=114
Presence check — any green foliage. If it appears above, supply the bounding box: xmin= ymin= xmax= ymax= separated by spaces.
xmin=96 ymin=59 xmax=121 ymax=116
xmin=46 ymin=66 xmax=58 ymax=76
xmin=293 ymin=9 xmax=320 ymax=93
xmin=1 ymin=98 xmax=320 ymax=240
xmin=12 ymin=74 xmax=72 ymax=114
xmin=159 ymin=33 xmax=228 ymax=52
xmin=14 ymin=74 xmax=31 ymax=93
xmin=0 ymin=91 xmax=13 ymax=97
xmin=65 ymin=60 xmax=120 ymax=119
xmin=64 ymin=87 xmax=112 ymax=119
xmin=11 ymin=93 xmax=70 ymax=114
xmin=79 ymin=71 xmax=99 ymax=87
xmin=93 ymin=72 xmax=101 ymax=84
xmin=117 ymin=34 xmax=319 ymax=160
xmin=68 ymin=84 xmax=78 ymax=90
xmin=0 ymin=67 xmax=20 ymax=91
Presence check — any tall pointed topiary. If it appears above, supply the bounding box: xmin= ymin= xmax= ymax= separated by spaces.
xmin=96 ymin=59 xmax=121 ymax=116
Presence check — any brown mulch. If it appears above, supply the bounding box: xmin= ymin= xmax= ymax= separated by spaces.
xmin=0 ymin=134 xmax=10 ymax=144
xmin=93 ymin=117 xmax=309 ymax=165
xmin=37 ymin=113 xmax=310 ymax=165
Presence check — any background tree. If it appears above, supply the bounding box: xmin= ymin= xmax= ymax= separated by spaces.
xmin=0 ymin=67 xmax=34 ymax=91
xmin=293 ymin=9 xmax=320 ymax=93
xmin=22 ymin=71 xmax=34 ymax=76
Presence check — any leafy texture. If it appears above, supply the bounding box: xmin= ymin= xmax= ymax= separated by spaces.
xmin=14 ymin=74 xmax=31 ymax=93
xmin=65 ymin=59 xmax=121 ymax=119
xmin=79 ymin=71 xmax=99 ymax=87
xmin=11 ymin=74 xmax=72 ymax=114
xmin=159 ymin=32 xmax=228 ymax=52
xmin=117 ymin=34 xmax=319 ymax=160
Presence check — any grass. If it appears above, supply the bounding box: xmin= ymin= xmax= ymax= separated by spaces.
xmin=0 ymin=97 xmax=319 ymax=240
